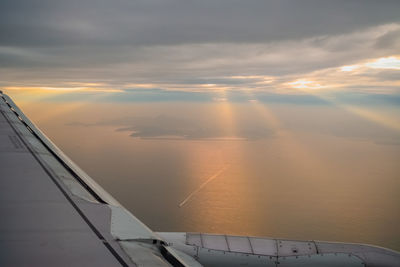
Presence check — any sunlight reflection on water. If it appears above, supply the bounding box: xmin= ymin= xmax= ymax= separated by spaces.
xmin=17 ymin=99 xmax=400 ymax=251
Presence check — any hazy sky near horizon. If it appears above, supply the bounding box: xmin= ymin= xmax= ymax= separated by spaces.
xmin=0 ymin=0 xmax=399 ymax=98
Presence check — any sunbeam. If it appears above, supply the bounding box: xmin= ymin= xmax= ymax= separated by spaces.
xmin=244 ymin=91 xmax=330 ymax=179
xmin=288 ymin=85 xmax=400 ymax=133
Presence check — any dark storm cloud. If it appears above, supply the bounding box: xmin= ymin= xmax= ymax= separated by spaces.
xmin=1 ymin=0 xmax=400 ymax=47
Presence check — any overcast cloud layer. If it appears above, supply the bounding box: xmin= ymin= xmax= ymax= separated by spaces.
xmin=0 ymin=0 xmax=399 ymax=96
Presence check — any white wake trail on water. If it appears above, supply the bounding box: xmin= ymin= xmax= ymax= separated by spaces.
xmin=179 ymin=165 xmax=229 ymax=207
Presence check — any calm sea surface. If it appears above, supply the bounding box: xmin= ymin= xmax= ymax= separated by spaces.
xmin=19 ymin=100 xmax=400 ymax=251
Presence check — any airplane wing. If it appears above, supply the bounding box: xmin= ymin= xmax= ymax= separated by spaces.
xmin=0 ymin=91 xmax=200 ymax=266
xmin=1 ymin=91 xmax=399 ymax=267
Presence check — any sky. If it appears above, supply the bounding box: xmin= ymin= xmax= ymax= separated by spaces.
xmin=1 ymin=1 xmax=400 ymax=250
xmin=0 ymin=0 xmax=399 ymax=99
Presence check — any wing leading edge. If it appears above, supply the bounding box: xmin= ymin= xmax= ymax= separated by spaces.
xmin=0 ymin=91 xmax=200 ymax=267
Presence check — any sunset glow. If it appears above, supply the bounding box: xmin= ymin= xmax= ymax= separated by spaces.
xmin=340 ymin=65 xmax=360 ymax=72
xmin=287 ymin=79 xmax=324 ymax=90
xmin=366 ymin=56 xmax=400 ymax=70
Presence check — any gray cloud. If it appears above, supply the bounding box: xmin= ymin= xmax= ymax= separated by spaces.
xmin=375 ymin=29 xmax=400 ymax=49
xmin=1 ymin=0 xmax=400 ymax=46
xmin=0 ymin=1 xmax=399 ymax=94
